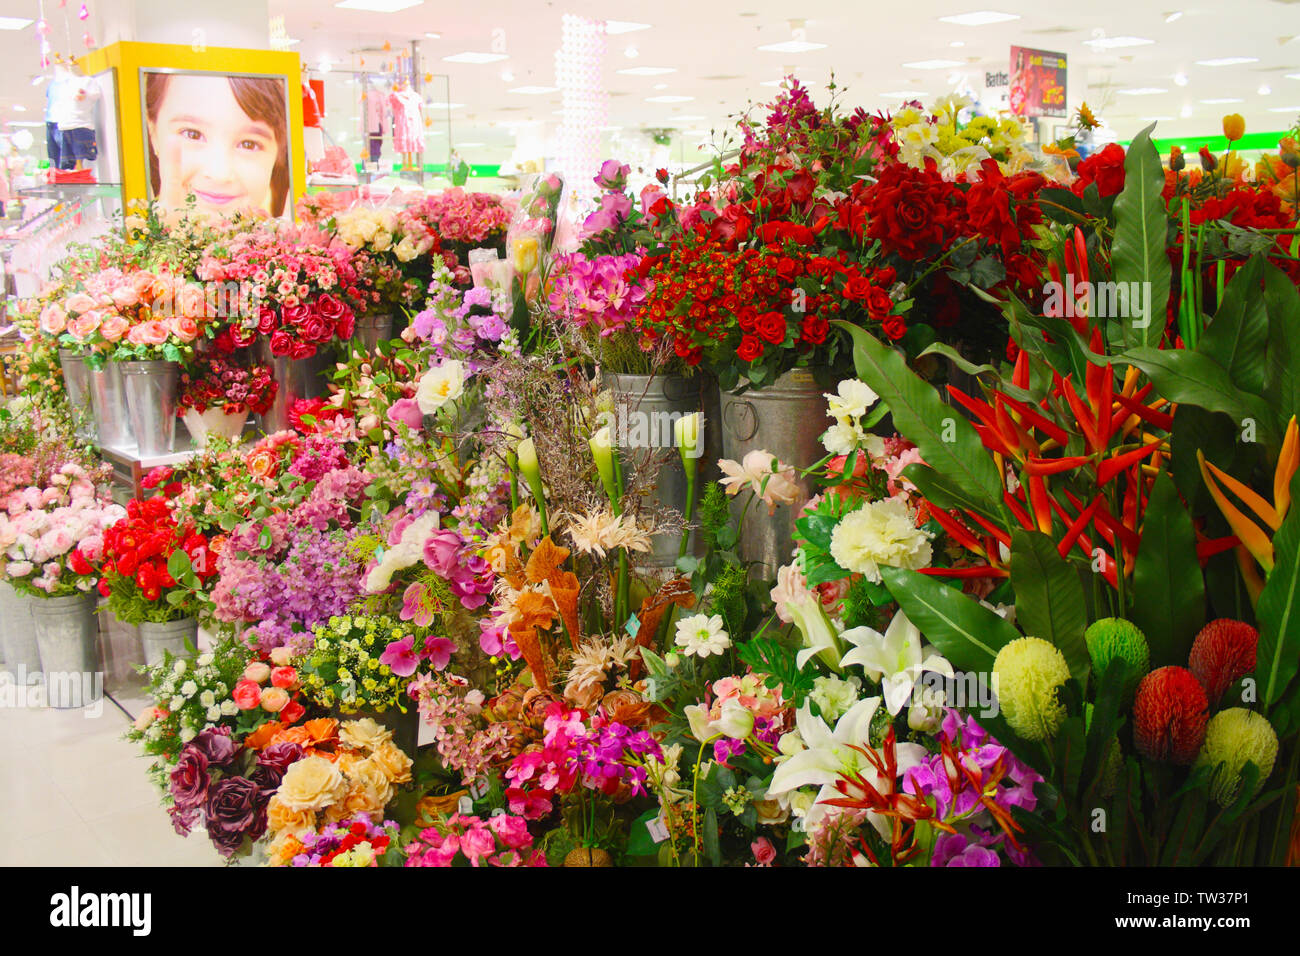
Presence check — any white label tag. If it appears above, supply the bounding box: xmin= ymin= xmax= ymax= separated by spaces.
xmin=469 ymin=776 xmax=489 ymax=800
xmin=646 ymin=813 xmax=669 ymax=843
xmin=490 ymin=807 xmax=506 ymax=817
xmin=458 ymin=795 xmax=473 ymax=815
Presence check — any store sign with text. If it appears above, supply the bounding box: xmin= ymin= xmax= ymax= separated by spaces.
xmin=1009 ymin=46 xmax=1067 ymax=118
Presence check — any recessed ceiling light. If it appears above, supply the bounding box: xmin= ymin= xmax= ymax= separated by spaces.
xmin=318 ymin=58 xmax=332 ymax=72
xmin=442 ymin=51 xmax=508 ymax=64
xmin=903 ymin=59 xmax=964 ymax=69
xmin=1260 ymin=84 xmax=1273 ymax=95
xmin=508 ymin=85 xmax=558 ymax=94
xmin=624 ymin=45 xmax=639 ymax=58
xmin=673 ymin=114 xmax=707 ymax=121
xmin=426 ymin=101 xmax=466 ymax=109
xmin=646 ymin=95 xmax=694 ymax=103
xmin=5 ymin=121 xmax=43 ymax=127
xmin=0 ymin=16 xmax=34 ymax=29
xmin=653 ymin=82 xmax=669 ymax=90
xmin=1173 ymin=72 xmax=1188 ymax=86
xmin=950 ymin=41 xmax=965 ymax=48
xmin=1118 ymin=87 xmax=1168 ymax=95
xmin=605 ymin=20 xmax=651 ymax=34
xmin=1165 ymin=11 xmax=1183 ymax=22
xmin=500 ymin=70 xmax=514 ymax=82
xmin=616 ymin=66 xmax=676 ymax=76
xmin=1180 ymin=103 xmax=1194 ymax=117
xmin=757 ymin=40 xmax=828 ymax=53
xmin=12 ymin=105 xmax=26 ymax=112
xmin=424 ymin=32 xmax=440 ymax=39
xmin=1268 ymin=105 xmax=1300 ymax=112
xmin=334 ymin=0 xmax=423 ymax=11
xmin=1195 ymin=56 xmax=1258 ymax=67
xmin=1199 ymin=97 xmax=1243 ymax=103
xmin=937 ymin=11 xmax=1020 ymax=26
xmin=1084 ymin=36 xmax=1155 ymax=49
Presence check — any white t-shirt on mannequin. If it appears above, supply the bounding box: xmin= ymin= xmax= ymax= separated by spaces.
xmin=49 ymin=70 xmax=99 ymax=131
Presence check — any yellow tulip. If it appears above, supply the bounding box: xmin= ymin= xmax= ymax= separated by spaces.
xmin=512 ymin=236 xmax=540 ymax=275
xmin=1222 ymin=113 xmax=1246 ymax=143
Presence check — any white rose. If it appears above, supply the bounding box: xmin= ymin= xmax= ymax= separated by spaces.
xmin=180 ymin=681 xmax=198 ymax=697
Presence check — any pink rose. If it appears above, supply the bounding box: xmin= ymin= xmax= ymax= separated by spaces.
xmin=169 ymin=316 xmax=200 ymax=343
xmin=40 ymin=305 xmax=67 ymax=335
xmin=386 ymin=397 xmax=424 ymax=430
xmin=99 ymin=314 xmax=130 ymax=342
xmin=126 ymin=320 xmax=170 ymax=346
xmin=282 ymin=304 xmax=310 ymax=328
xmin=111 ymin=283 xmax=140 ymax=309
xmin=270 ymin=666 xmax=297 ymax=689
xmin=131 ymin=271 xmax=159 ymax=300
xmin=487 ymin=813 xmax=532 ymax=849
xmin=232 ymin=679 xmax=261 ymax=710
xmin=316 ymin=294 xmax=345 ymax=321
xmin=243 ymin=661 xmax=271 ymax=684
xmin=259 ymin=686 xmax=289 ymax=713
xmin=423 ymin=529 xmax=461 ymax=576
xmin=176 ymin=283 xmax=207 ymax=319
xmin=300 ymin=314 xmax=331 ymax=343
xmin=752 ymin=836 xmax=776 ymax=865
xmin=65 ymin=292 xmax=96 ymax=315
xmin=257 ymin=306 xmax=279 ymax=335
xmin=67 ymin=313 xmax=102 ymax=340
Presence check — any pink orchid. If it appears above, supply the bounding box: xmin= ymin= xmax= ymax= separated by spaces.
xmin=423 ymin=636 xmax=456 ymax=671
xmin=379 ymin=635 xmax=419 ymax=677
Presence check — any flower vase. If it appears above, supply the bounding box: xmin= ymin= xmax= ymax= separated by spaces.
xmin=0 ymin=581 xmax=41 ymax=684
xmin=603 ymin=371 xmax=710 ymax=568
xmin=88 ymin=360 xmax=133 ymax=449
xmin=719 ymin=368 xmax=833 ymax=575
xmin=121 ymin=360 xmax=180 ymax=457
xmin=29 ymin=592 xmax=101 ymax=708
xmin=349 ymin=314 xmax=394 ymax=354
xmin=181 ymin=407 xmax=250 ymax=449
xmin=138 ymin=617 xmax=199 ymax=668
xmin=58 ymin=349 xmax=94 ymax=440
xmin=564 ymin=847 xmax=613 ymax=867
xmin=256 ymin=338 xmax=334 ymax=434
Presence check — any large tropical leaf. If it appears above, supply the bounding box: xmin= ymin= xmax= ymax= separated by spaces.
xmin=1197 ymin=255 xmax=1268 ymax=397
xmin=1010 ymin=529 xmax=1090 ymax=683
xmin=880 ymin=566 xmax=1020 ymax=672
xmin=835 ymin=321 xmax=1007 ymax=522
xmin=1263 ymin=259 xmax=1300 ymax=421
xmin=1110 ymin=123 xmax=1171 ymax=349
xmin=1131 ymin=471 xmax=1206 ymax=668
xmin=1255 ymin=469 xmax=1300 ymax=710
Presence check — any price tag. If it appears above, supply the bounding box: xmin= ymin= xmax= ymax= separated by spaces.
xmin=457 ymin=795 xmax=473 ymax=815
xmin=624 ymin=614 xmax=640 ymax=639
xmin=646 ymin=813 xmax=669 ymax=844
xmin=469 ymin=776 xmax=489 ymax=800
xmin=257 ymin=527 xmax=272 ymax=550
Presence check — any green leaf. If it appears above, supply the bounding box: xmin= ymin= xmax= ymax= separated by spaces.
xmin=625 ymin=808 xmax=661 ymax=858
xmin=1256 ymin=470 xmax=1300 ymax=710
xmin=1130 ymin=471 xmax=1206 ymax=669
xmin=918 ymin=342 xmax=999 ymax=381
xmin=1120 ymin=346 xmax=1279 ymax=453
xmin=703 ymin=807 xmax=721 ymax=867
xmin=834 ymin=320 xmax=1006 ymax=523
xmin=1198 ymin=255 xmax=1267 ymax=397
xmin=1111 ymin=123 xmax=1171 ymax=349
xmin=1010 ymin=529 xmax=1089 ymax=683
xmin=880 ymin=566 xmax=1020 ymax=672
xmin=166 ymin=549 xmax=193 ymax=584
xmin=1263 ymin=260 xmax=1300 ymax=421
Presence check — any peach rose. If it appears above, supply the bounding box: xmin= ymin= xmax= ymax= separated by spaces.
xmin=339 ymin=717 xmax=392 ymax=752
xmin=126 ymin=320 xmax=170 ymax=346
xmin=260 ymin=686 xmax=290 ymax=713
xmin=269 ymin=646 xmax=294 ymax=666
xmin=368 ymin=741 xmax=413 ymax=785
xmin=169 ymin=316 xmax=200 ymax=343
xmin=176 ymin=283 xmax=208 ymax=319
xmin=148 ymin=275 xmax=174 ymax=304
xmin=67 ymin=313 xmax=102 ymax=341
xmin=99 ymin=314 xmax=131 ymax=343
xmin=130 ymin=270 xmax=158 ymax=300
xmin=110 ymin=283 xmax=139 ymax=309
xmin=40 ymin=304 xmax=67 ymax=335
xmin=64 ymin=292 xmax=96 ymax=315
xmin=276 ymin=755 xmax=347 ymax=812
xmin=243 ymin=661 xmax=271 ymax=684
xmin=245 ymin=447 xmax=278 ymax=481
xmin=266 ymin=794 xmax=318 ymax=836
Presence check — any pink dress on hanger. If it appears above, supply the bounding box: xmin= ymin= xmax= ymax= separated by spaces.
xmin=388 ymin=89 xmax=424 ymax=154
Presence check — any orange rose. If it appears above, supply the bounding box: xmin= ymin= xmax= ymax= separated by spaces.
xmin=241 ymin=721 xmax=286 ymax=750
xmin=169 ymin=316 xmax=200 ymax=343
xmin=302 ymin=717 xmax=339 ymax=744
xmin=100 ymin=314 xmax=131 ymax=342
xmin=126 ymin=319 xmax=170 ymax=346
xmin=245 ymin=447 xmax=278 ymax=481
xmin=130 ymin=270 xmax=158 ymax=301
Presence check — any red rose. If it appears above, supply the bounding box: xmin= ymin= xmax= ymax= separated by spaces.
xmin=864 ymin=159 xmax=961 ymax=260
xmin=801 ymin=314 xmax=829 ymax=345
xmin=268 ymin=330 xmax=295 ymax=356
xmin=881 ymin=314 xmax=908 ymax=341
xmin=785 ymin=168 xmax=816 ymax=205
xmin=116 ymin=550 xmax=139 ymax=578
xmin=232 ymin=679 xmax=261 ymax=711
xmin=270 ymin=666 xmax=298 ymax=690
xmin=1072 ymin=143 xmax=1127 ymax=198
xmin=300 ymin=314 xmax=332 ymax=343
xmin=736 ymin=335 xmax=764 ymax=362
xmin=736 ymin=306 xmax=758 ymax=333
xmin=281 ymin=304 xmax=311 ymax=328
xmin=213 ymin=328 xmax=237 ymax=353
xmin=774 ymin=256 xmax=800 ymax=282
xmin=230 ymin=323 xmax=257 ymax=348
xmin=316 ymin=294 xmax=345 ymax=321
xmin=280 ymin=699 xmax=306 ymax=724
xmin=841 ymin=274 xmax=873 ymax=302
xmin=334 ymin=309 xmax=356 ymax=340
xmin=257 ymin=306 xmax=279 ymax=335
xmin=866 ymin=287 xmax=894 ymax=319
xmin=756 ymin=311 xmax=787 ymax=345
xmin=289 ymin=339 xmax=317 ymax=360
xmin=97 ymin=578 xmax=111 ymax=598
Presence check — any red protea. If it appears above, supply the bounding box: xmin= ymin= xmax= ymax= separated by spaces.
xmin=1132 ymin=667 xmax=1209 ymax=764
xmin=1188 ymin=619 xmax=1258 ymax=704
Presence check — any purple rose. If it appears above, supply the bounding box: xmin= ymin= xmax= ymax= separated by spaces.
xmin=168 ymin=804 xmax=200 ymax=837
xmin=423 ymin=529 xmax=462 ymax=576
xmin=168 ymin=747 xmax=210 ymax=811
xmin=204 ymin=776 xmax=265 ymax=858
xmin=386 ymin=397 xmax=425 ymax=430
xmin=258 ymin=741 xmax=305 ymax=774
xmin=191 ymin=726 xmax=240 ymax=769
xmin=316 ymin=293 xmax=345 ymax=321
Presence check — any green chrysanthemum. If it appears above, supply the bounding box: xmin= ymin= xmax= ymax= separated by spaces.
xmin=1196 ymin=708 xmax=1279 ymax=806
xmin=1085 ymin=618 xmax=1150 ymax=696
xmin=993 ymin=637 xmax=1071 ymax=741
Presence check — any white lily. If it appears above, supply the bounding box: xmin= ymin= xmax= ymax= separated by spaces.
xmin=768 ymin=696 xmax=928 ymax=831
xmin=840 ymin=610 xmax=954 ymax=716
xmin=786 ymin=592 xmax=843 ymax=673
xmin=685 ymin=698 xmax=755 ymax=742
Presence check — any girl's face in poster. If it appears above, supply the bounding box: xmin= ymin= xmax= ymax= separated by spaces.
xmin=148 ymin=74 xmax=279 ymax=217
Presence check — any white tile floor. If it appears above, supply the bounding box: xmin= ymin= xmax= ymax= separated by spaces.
xmin=0 ymin=688 xmax=223 ymax=867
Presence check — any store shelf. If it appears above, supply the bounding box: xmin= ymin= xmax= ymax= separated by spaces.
xmin=17 ymin=182 xmax=123 ymax=201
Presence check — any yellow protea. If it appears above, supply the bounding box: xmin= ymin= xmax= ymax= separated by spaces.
xmin=1198 ymin=416 xmax=1300 ymax=578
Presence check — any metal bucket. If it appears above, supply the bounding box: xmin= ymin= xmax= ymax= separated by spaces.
xmin=604 ymin=372 xmax=707 ymax=568
xmin=58 ymin=349 xmax=94 ymax=439
xmin=121 ymin=360 xmax=180 ymax=457
xmin=0 ymin=581 xmax=41 ymax=685
xmin=350 ymin=314 xmax=394 ymax=354
xmin=30 ymin=592 xmax=101 ymax=708
xmin=139 ymin=617 xmax=198 ymax=668
xmin=256 ymin=338 xmax=334 ymax=434
xmin=88 ymin=360 xmax=133 ymax=449
xmin=719 ymin=368 xmax=833 ymax=576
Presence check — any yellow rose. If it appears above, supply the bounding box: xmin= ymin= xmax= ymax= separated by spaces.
xmin=275 ymin=755 xmax=347 ymax=812
xmin=266 ymin=794 xmax=319 ymax=836
xmin=339 ymin=717 xmax=393 ymax=752
xmin=753 ymin=796 xmax=790 ymax=826
xmin=368 ymin=741 xmax=413 ymax=785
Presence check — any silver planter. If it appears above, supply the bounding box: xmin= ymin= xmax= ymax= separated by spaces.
xmin=720 ymin=368 xmax=833 ymax=575
xmin=58 ymin=349 xmax=94 ymax=440
xmin=30 ymin=592 xmax=101 ymax=708
xmin=121 ymin=360 xmax=180 ymax=457
xmin=139 ymin=617 xmax=198 ymax=668
xmin=0 ymin=581 xmax=41 ymax=685
xmin=604 ymin=372 xmax=707 ymax=568
xmin=88 ymin=360 xmax=133 ymax=449
xmin=350 ymin=313 xmax=394 ymax=353
xmin=256 ymin=338 xmax=334 ymax=434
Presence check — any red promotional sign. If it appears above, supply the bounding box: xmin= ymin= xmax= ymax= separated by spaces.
xmin=1010 ymin=46 xmax=1067 ymax=118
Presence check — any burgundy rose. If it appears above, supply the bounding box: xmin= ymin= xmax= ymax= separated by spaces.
xmin=282 ymin=304 xmax=311 ymax=328
xmin=249 ymin=762 xmax=285 ymax=796
xmin=257 ymin=741 xmax=305 ymax=774
xmin=316 ymin=294 xmax=345 ymax=321
xmin=191 ymin=726 xmax=240 ymax=769
xmin=269 ymin=330 xmax=295 ymax=356
xmin=168 ymin=747 xmax=210 ymax=811
xmin=257 ymin=305 xmax=279 ymax=335
xmin=204 ymin=776 xmax=265 ymax=857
